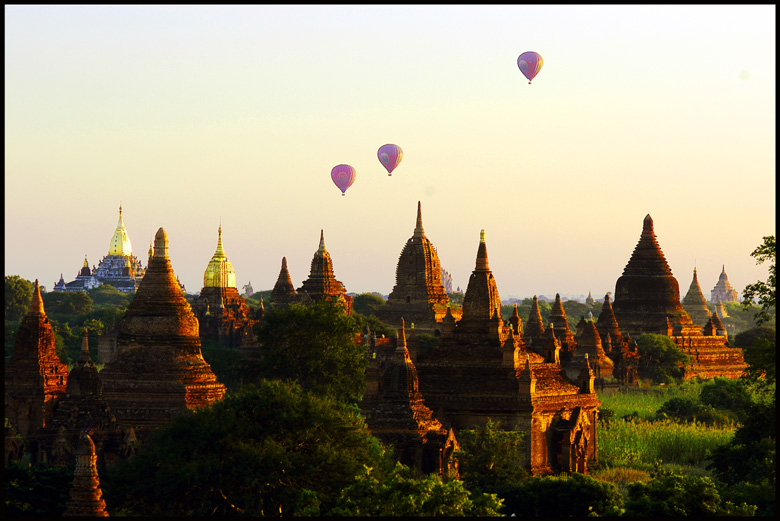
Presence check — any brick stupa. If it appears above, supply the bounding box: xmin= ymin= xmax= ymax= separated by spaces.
xmin=378 ymin=201 xmax=453 ymax=333
xmin=682 ymin=267 xmax=712 ymax=327
xmin=62 ymin=433 xmax=109 ymax=517
xmin=296 ymin=230 xmax=353 ymax=313
xmin=5 ymin=280 xmax=69 ymax=436
xmin=269 ymin=256 xmax=297 ymax=305
xmin=611 ymin=215 xmax=746 ymax=379
xmin=100 ymin=228 xmax=226 ymax=435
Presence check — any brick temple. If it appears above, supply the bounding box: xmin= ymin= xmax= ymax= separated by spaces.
xmin=100 ymin=227 xmax=226 ymax=437
xmin=611 ymin=215 xmax=747 ymax=379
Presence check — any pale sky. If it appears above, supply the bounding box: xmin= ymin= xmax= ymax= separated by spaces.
xmin=5 ymin=5 xmax=775 ymax=300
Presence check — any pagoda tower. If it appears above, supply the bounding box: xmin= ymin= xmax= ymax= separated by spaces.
xmin=378 ymin=201 xmax=451 ymax=331
xmin=549 ymin=294 xmax=576 ymax=354
xmin=361 ymin=319 xmax=459 ymax=476
xmin=710 ymin=265 xmax=739 ymax=303
xmin=90 ymin=205 xmax=146 ymax=293
xmin=100 ymin=228 xmax=226 ymax=436
xmin=569 ymin=318 xmax=614 ymax=384
xmin=297 ymin=230 xmax=353 ymax=313
xmin=62 ymin=433 xmax=109 ymax=517
xmin=269 ymin=256 xmax=297 ymax=305
xmin=524 ymin=295 xmax=545 ymax=349
xmin=611 ymin=214 xmax=699 ymax=336
xmin=193 ymin=225 xmax=258 ymax=348
xmin=5 ymin=280 xmax=69 ymax=436
xmin=595 ymin=293 xmax=623 ymax=346
xmin=682 ymin=267 xmax=712 ymax=327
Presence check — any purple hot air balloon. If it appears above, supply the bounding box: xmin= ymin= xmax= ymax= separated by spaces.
xmin=331 ymin=164 xmax=356 ymax=196
xmin=517 ymin=51 xmax=543 ymax=84
xmin=377 ymin=144 xmax=403 ymax=176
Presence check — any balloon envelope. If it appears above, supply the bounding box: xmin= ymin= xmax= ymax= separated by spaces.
xmin=517 ymin=51 xmax=543 ymax=83
xmin=377 ymin=144 xmax=403 ymax=175
xmin=331 ymin=164 xmax=356 ymax=195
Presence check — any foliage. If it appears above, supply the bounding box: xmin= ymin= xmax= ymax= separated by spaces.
xmin=352 ymin=312 xmax=394 ymax=341
xmin=720 ymin=302 xmax=775 ymax=334
xmin=590 ymin=466 xmax=651 ymax=497
xmin=329 ymin=462 xmax=503 ymax=516
xmin=42 ymin=290 xmax=94 ymax=316
xmin=624 ymin=463 xmax=757 ymax=516
xmin=447 ymin=291 xmax=464 ymax=306
xmin=4 ymin=461 xmax=75 ymax=516
xmin=499 ymin=472 xmax=624 ymax=517
xmin=455 ymin=419 xmax=528 ymax=493
xmin=5 ymin=275 xmax=33 ymax=323
xmin=699 ymin=377 xmax=755 ymax=412
xmin=742 ymin=235 xmax=776 ymax=326
xmin=199 ymin=339 xmax=247 ymax=393
xmin=733 ymin=325 xmax=776 ymax=350
xmin=103 ymin=380 xmax=389 ymax=516
xmin=635 ymin=334 xmax=690 ymax=384
xmin=654 ymin=397 xmax=736 ymax=426
xmin=350 ymin=292 xmax=385 ymax=317
xmin=86 ymin=284 xmax=133 ymax=308
xmin=253 ymin=300 xmax=366 ymax=404
xmin=734 ymin=326 xmax=776 ymax=384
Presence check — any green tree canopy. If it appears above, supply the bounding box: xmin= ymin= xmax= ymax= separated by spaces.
xmin=42 ymin=290 xmax=93 ymax=316
xmin=4 ymin=461 xmax=75 ymax=516
xmin=455 ymin=419 xmax=528 ymax=493
xmin=635 ymin=333 xmax=690 ymax=384
xmin=253 ymin=300 xmax=366 ymax=404
xmin=103 ymin=380 xmax=389 ymax=516
xmin=330 ymin=462 xmax=503 ymax=517
xmin=351 ymin=292 xmax=385 ymax=317
xmin=743 ymin=235 xmax=775 ymax=325
xmin=5 ymin=275 xmax=33 ymax=322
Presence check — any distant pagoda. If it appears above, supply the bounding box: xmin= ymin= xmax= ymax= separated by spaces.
xmin=192 ymin=224 xmax=258 ymax=348
xmin=377 ymin=201 xmax=452 ymax=333
xmin=682 ymin=267 xmax=712 ymax=327
xmin=296 ymin=230 xmax=353 ymax=313
xmin=710 ymin=265 xmax=739 ymax=303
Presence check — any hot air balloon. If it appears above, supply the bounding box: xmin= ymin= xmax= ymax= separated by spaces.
xmin=517 ymin=51 xmax=543 ymax=84
xmin=331 ymin=164 xmax=356 ymax=196
xmin=377 ymin=144 xmax=403 ymax=176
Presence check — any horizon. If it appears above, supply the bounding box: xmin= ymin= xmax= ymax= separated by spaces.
xmin=5 ymin=5 xmax=775 ymax=299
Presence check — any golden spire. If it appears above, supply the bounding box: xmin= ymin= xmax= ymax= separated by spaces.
xmin=203 ymin=224 xmax=237 ymax=288
xmin=153 ymin=228 xmax=168 ymax=259
xmin=83 ymin=255 xmax=89 ymax=268
xmin=475 ymin=229 xmax=489 ymax=271
xmin=108 ymin=204 xmax=133 ymax=256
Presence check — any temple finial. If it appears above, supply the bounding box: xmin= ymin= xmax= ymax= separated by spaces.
xmin=413 ymin=201 xmax=424 ymax=238
xmin=318 ymin=230 xmax=326 ymax=253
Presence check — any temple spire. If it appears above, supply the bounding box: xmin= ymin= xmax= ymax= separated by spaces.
xmin=318 ymin=229 xmax=326 ymax=253
xmin=30 ymin=279 xmax=45 ymax=315
xmin=475 ymin=230 xmax=489 ymax=271
xmin=413 ymin=201 xmax=424 ymax=238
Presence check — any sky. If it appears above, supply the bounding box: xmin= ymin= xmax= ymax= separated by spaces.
xmin=5 ymin=5 xmax=776 ymax=301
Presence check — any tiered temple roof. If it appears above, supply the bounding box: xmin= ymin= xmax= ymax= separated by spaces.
xmin=4 ymin=280 xmax=69 ymax=436
xmin=62 ymin=434 xmax=109 ymax=517
xmin=100 ymin=228 xmax=226 ymax=436
xmin=549 ymin=294 xmax=576 ymax=354
xmin=710 ymin=265 xmax=739 ymax=303
xmin=682 ymin=267 xmax=712 ymax=327
xmin=193 ymin=225 xmax=257 ymax=348
xmin=378 ymin=202 xmax=451 ymax=331
xmin=524 ymin=295 xmax=546 ymax=348
xmin=297 ymin=230 xmax=353 ymax=313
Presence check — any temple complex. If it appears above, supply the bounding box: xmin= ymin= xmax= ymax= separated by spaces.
xmin=361 ymin=319 xmax=459 ymax=477
xmin=55 ymin=205 xmax=147 ymax=293
xmin=682 ymin=268 xmax=712 ymax=327
xmin=611 ymin=215 xmax=747 ymax=379
xmin=192 ymin=225 xmax=258 ymax=348
xmin=711 ymin=265 xmax=740 ymax=303
xmin=296 ymin=230 xmax=353 ymax=313
xmin=4 ymin=280 xmax=69 ymax=437
xmin=100 ymin=228 xmax=226 ymax=438
xmin=62 ymin=433 xmax=109 ymax=517
xmin=377 ymin=202 xmax=456 ymax=334
xmin=413 ymin=230 xmax=601 ymax=475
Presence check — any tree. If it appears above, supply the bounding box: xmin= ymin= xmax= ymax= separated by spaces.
xmin=42 ymin=290 xmax=93 ymax=316
xmin=742 ymin=235 xmax=775 ymax=326
xmin=635 ymin=333 xmax=690 ymax=384
xmin=625 ymin=464 xmax=756 ymax=516
xmin=253 ymin=300 xmax=366 ymax=404
xmin=455 ymin=419 xmax=528 ymax=493
xmin=5 ymin=275 xmax=33 ymax=322
xmin=103 ymin=380 xmax=389 ymax=516
xmin=499 ymin=472 xmax=624 ymax=517
xmin=330 ymin=462 xmax=503 ymax=516
xmin=351 ymin=292 xmax=385 ymax=317
xmin=734 ymin=326 xmax=776 ymax=384
xmin=4 ymin=461 xmax=75 ymax=516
